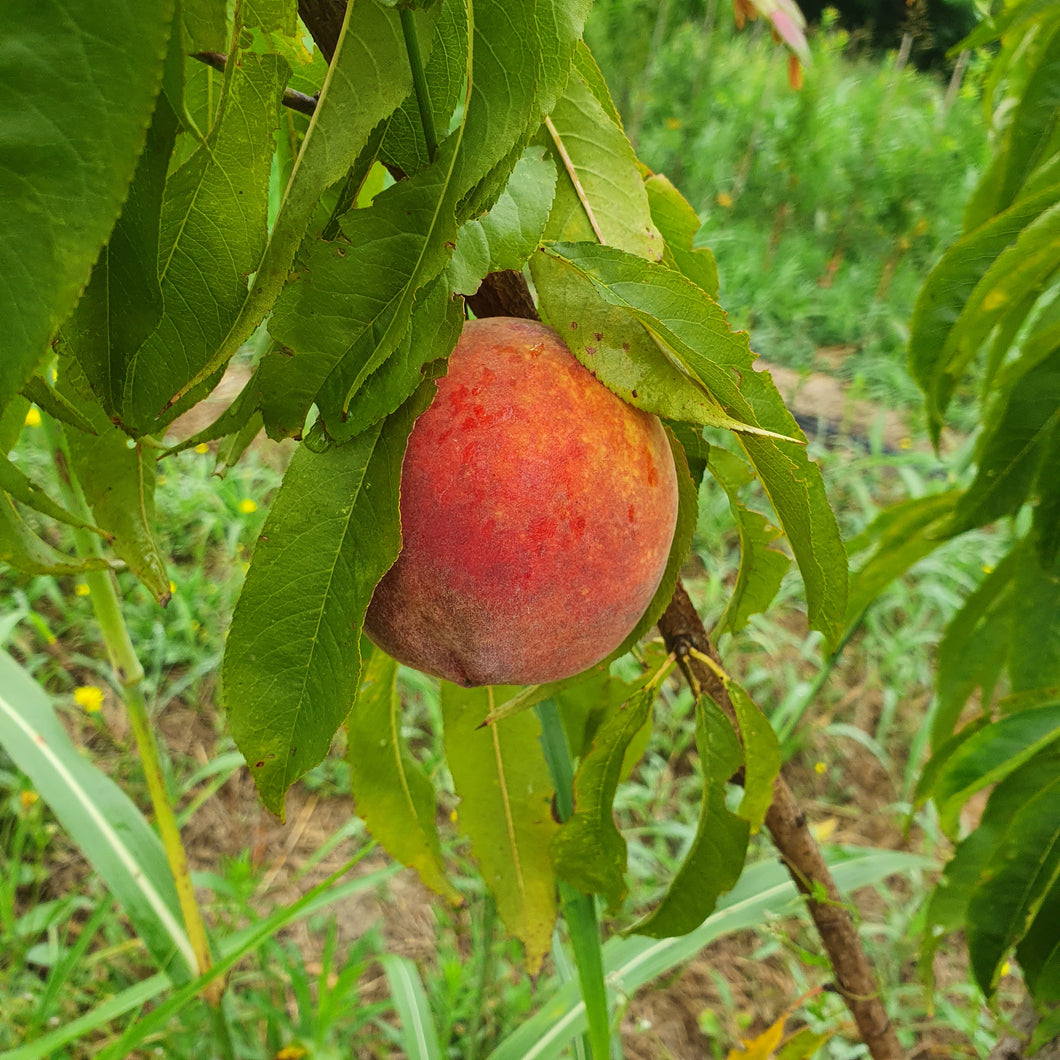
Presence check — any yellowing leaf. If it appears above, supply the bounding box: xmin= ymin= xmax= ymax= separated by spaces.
xmin=727 ymin=1014 xmax=787 ymax=1060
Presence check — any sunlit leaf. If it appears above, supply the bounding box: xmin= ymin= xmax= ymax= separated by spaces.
xmin=442 ymin=684 xmax=558 ymax=973
xmin=644 ymin=173 xmax=719 ymax=299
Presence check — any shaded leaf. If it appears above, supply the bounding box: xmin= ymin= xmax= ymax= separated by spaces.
xmin=728 ymin=681 xmax=781 ymax=833
xmin=645 ymin=173 xmax=719 ymax=299
xmin=20 ymin=376 xmax=97 ymax=437
xmin=708 ymin=446 xmax=790 ymax=638
xmin=0 ymin=498 xmax=112 ymax=577
xmin=0 ymin=651 xmax=195 ymax=983
xmin=0 ymin=0 xmax=174 ymax=418
xmin=1017 ymin=874 xmax=1060 ymax=1001
xmin=224 ymin=386 xmax=432 ymax=818
xmin=538 ymin=241 xmax=847 ymax=651
xmin=442 ymin=684 xmax=558 ymax=973
xmin=348 ymin=648 xmax=459 ymax=901
xmin=632 ymin=697 xmax=750 ymax=937
xmin=1009 ymin=531 xmax=1060 ymax=695
xmin=551 ymin=686 xmax=657 ymax=911
xmin=0 ymin=455 xmax=101 ymax=535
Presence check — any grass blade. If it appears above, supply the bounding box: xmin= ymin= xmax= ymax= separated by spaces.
xmin=380 ymin=954 xmax=444 ymax=1060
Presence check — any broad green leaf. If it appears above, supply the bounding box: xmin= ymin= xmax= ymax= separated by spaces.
xmin=170 ymin=0 xmax=437 ymax=416
xmin=448 ymin=148 xmax=558 ymax=296
xmin=571 ymin=40 xmax=624 ymax=128
xmin=56 ymin=358 xmax=170 ymax=603
xmin=538 ymin=241 xmax=848 ymax=651
xmin=728 ymin=681 xmax=781 ymax=833
xmin=442 ymin=684 xmax=558 ymax=974
xmin=908 ymin=182 xmax=1060 ymax=440
xmin=534 ymin=0 xmax=594 ymax=119
xmin=1035 ymin=412 xmax=1060 ymax=567
xmin=0 ymin=651 xmax=195 ymax=983
xmin=224 ymin=387 xmax=432 ymax=818
xmin=541 ymin=69 xmax=662 ymax=258
xmin=921 ymin=748 xmax=1060 ymax=987
xmin=0 ymin=455 xmax=101 ymax=535
xmin=380 ymin=954 xmax=445 ymax=1060
xmin=20 ymin=376 xmax=97 ymax=437
xmin=845 ymin=491 xmax=961 ymax=629
xmin=912 ymin=716 xmax=992 ymax=810
xmin=933 ymin=703 xmax=1060 ymax=838
xmin=0 ymin=0 xmax=174 ymax=419
xmin=65 ymin=95 xmax=179 ymax=418
xmin=554 ymin=664 xmax=657 ymax=764
xmin=490 ymin=848 xmax=928 ymax=1060
xmin=1017 ymin=875 xmax=1060 ymax=1001
xmin=644 ymin=174 xmax=719 ymax=299
xmin=933 ymin=549 xmax=1019 ymax=747
xmin=0 ymin=498 xmax=112 ymax=577
xmin=632 ymin=697 xmax=750 ymax=937
xmin=947 ymin=345 xmax=1060 ymax=535
xmin=245 ymin=0 xmax=297 ymax=35
xmin=122 ymin=52 xmax=288 ymax=433
xmin=966 ymin=776 xmax=1060 ymax=994
xmin=530 ymin=251 xmax=795 ymax=440
xmin=551 ymin=686 xmax=657 ymax=911
xmin=1010 ymin=532 xmax=1060 ymax=694
xmin=708 ymin=446 xmax=790 ymax=638
xmin=348 ymin=648 xmax=459 ymax=901
xmin=0 ymin=398 xmax=30 ymax=456
xmin=181 ymin=0 xmax=229 ymax=51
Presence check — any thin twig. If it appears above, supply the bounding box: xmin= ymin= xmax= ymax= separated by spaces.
xmin=193 ymin=51 xmax=319 ymax=116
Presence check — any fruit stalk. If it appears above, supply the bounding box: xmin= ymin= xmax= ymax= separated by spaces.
xmin=43 ymin=414 xmax=219 ymax=1003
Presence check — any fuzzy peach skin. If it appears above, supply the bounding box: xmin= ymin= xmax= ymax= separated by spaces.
xmin=364 ymin=316 xmax=679 ymax=687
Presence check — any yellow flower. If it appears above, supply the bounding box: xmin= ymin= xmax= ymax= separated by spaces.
xmin=238 ymin=498 xmax=258 ymax=515
xmin=169 ymin=580 xmax=177 ymax=594
xmin=982 ymin=564 xmax=995 ymax=575
xmin=814 ymin=761 xmax=827 ymax=775
xmin=20 ymin=790 xmax=39 ymax=810
xmin=74 ymin=583 xmax=91 ymax=597
xmin=195 ymin=442 xmax=210 ymax=454
xmin=24 ymin=407 xmax=41 ymax=428
xmin=899 ymin=437 xmax=912 ymax=450
xmin=716 ymin=191 xmax=734 ymax=208
xmin=664 ymin=117 xmax=682 ymax=131
xmin=74 ymin=686 xmax=105 ymax=713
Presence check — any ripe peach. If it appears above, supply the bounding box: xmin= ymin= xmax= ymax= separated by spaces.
xmin=364 ymin=316 xmax=679 ymax=686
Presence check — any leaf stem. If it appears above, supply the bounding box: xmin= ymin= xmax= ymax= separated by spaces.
xmin=42 ymin=415 xmax=219 ymax=1002
xmin=536 ymin=700 xmax=614 ymax=1060
xmin=399 ymin=6 xmax=438 ymax=162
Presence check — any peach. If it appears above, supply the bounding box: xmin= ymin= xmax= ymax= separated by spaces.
xmin=364 ymin=316 xmax=679 ymax=686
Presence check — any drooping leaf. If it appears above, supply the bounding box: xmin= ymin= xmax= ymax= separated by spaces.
xmin=932 ymin=703 xmax=1060 ymax=838
xmin=708 ymin=445 xmax=790 ymax=638
xmin=224 ymin=385 xmax=433 ymax=818
xmin=441 ymin=684 xmax=558 ymax=973
xmin=448 ymin=148 xmax=558 ymax=296
xmin=537 ymin=241 xmax=847 ymax=651
xmin=0 ymin=651 xmax=195 ymax=983
xmin=347 ymin=647 xmax=459 ymax=901
xmin=551 ymin=685 xmax=657 ymax=912
xmin=631 ymin=697 xmax=750 ymax=937
xmin=0 ymin=455 xmax=102 ymax=535
xmin=52 ymin=358 xmax=169 ymax=602
xmin=947 ymin=345 xmax=1060 ymax=535
xmin=19 ymin=376 xmax=97 ymax=437
xmin=541 ymin=68 xmax=662 ymax=258
xmin=727 ymin=680 xmax=781 ymax=833
xmin=0 ymin=498 xmax=112 ymax=577
xmin=644 ymin=173 xmax=719 ymax=299
xmin=1016 ymin=874 xmax=1060 ymax=1001
xmin=121 ymin=51 xmax=288 ymax=433
xmin=1010 ymin=532 xmax=1060 ymax=695
xmin=0 ymin=0 xmax=174 ymax=418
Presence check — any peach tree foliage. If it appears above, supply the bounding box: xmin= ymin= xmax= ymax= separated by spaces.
xmin=0 ymin=0 xmax=846 ymax=973
xmin=848 ymin=0 xmax=1060 ymax=1040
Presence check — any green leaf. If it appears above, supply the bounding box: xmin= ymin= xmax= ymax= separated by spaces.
xmin=65 ymin=94 xmax=179 ymax=420
xmin=0 ymin=456 xmax=101 ymax=535
xmin=554 ymin=664 xmax=656 ymax=764
xmin=0 ymin=398 xmax=30 ymax=457
xmin=966 ymin=776 xmax=1060 ymax=994
xmin=441 ymin=683 xmax=558 ymax=973
xmin=491 ymin=848 xmax=928 ymax=1060
xmin=224 ymin=387 xmax=431 ymax=818
xmin=571 ymin=40 xmax=624 ymax=129
xmin=448 ymin=148 xmax=558 ymax=296
xmin=171 ymin=0 xmax=438 ymax=417
xmin=19 ymin=376 xmax=97 ymax=437
xmin=121 ymin=51 xmax=288 ymax=433
xmin=934 ymin=549 xmax=1019 ymax=747
xmin=347 ymin=648 xmax=459 ymax=901
xmin=909 ymin=182 xmax=1060 ymax=440
xmin=0 ymin=651 xmax=195 ymax=983
xmin=728 ymin=681 xmax=781 ymax=833
xmin=845 ymin=491 xmax=961 ymax=629
xmin=708 ymin=446 xmax=790 ymax=638
xmin=181 ymin=0 xmax=229 ymax=52
xmin=1010 ymin=533 xmax=1060 ymax=695
xmin=541 ymin=68 xmax=661 ymax=258
xmin=551 ymin=685 xmax=657 ymax=912
xmin=933 ymin=704 xmax=1060 ymax=838
xmin=948 ymin=346 xmax=1060 ymax=535
xmin=0 ymin=498 xmax=112 ymax=577
xmin=537 ymin=241 xmax=848 ymax=651
xmin=644 ymin=173 xmax=719 ymax=299
xmin=631 ymin=697 xmax=750 ymax=937
xmin=56 ymin=358 xmax=170 ymax=604
xmin=0 ymin=0 xmax=174 ymax=418
xmin=1017 ymin=875 xmax=1060 ymax=1001
xmin=380 ymin=954 xmax=445 ymax=1060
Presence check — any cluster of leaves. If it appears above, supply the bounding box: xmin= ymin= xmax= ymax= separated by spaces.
xmin=848 ymin=0 xmax=1060 ymax=1040
xmin=0 ymin=0 xmax=847 ymax=974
